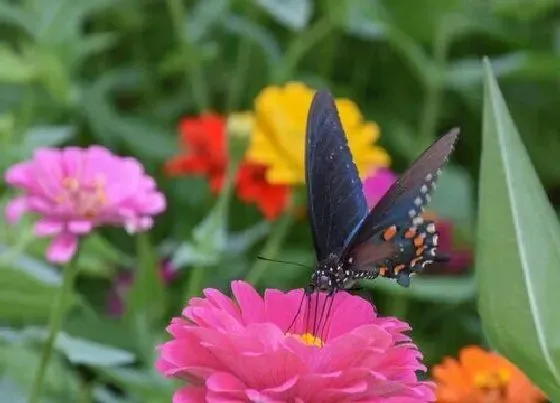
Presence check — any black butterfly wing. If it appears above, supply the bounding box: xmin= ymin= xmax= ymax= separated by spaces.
xmin=343 ymin=129 xmax=460 ymax=285
xmin=349 ymin=128 xmax=460 ymax=248
xmin=306 ymin=90 xmax=369 ymax=262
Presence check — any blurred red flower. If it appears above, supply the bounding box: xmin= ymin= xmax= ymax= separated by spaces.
xmin=237 ymin=162 xmax=291 ymax=221
xmin=165 ymin=114 xmax=290 ymax=220
xmin=165 ymin=114 xmax=227 ymax=193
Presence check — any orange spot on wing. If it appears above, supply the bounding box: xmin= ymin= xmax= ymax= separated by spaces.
xmin=383 ymin=225 xmax=398 ymax=241
xmin=414 ymin=236 xmax=425 ymax=247
xmin=404 ymin=227 xmax=417 ymax=239
xmin=379 ymin=267 xmax=388 ymax=276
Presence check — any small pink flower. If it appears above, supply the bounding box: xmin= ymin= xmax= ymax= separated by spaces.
xmin=422 ymin=219 xmax=472 ymax=275
xmin=363 ymin=168 xmax=398 ymax=209
xmin=107 ymin=259 xmax=178 ymax=316
xmin=4 ymin=146 xmax=166 ymax=263
xmin=157 ymin=281 xmax=435 ymax=402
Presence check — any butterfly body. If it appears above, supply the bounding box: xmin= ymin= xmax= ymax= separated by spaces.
xmin=305 ymin=90 xmax=459 ymax=293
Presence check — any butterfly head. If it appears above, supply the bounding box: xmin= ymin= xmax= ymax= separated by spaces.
xmin=309 ymin=253 xmax=359 ymax=294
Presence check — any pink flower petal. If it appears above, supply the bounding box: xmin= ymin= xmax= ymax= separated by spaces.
xmin=46 ymin=232 xmax=79 ymax=263
xmin=173 ymin=386 xmax=206 ymax=403
xmin=5 ymin=197 xmax=28 ymax=224
xmin=231 ymin=281 xmax=266 ymax=324
xmin=68 ymin=220 xmax=93 ymax=234
xmin=34 ymin=218 xmax=64 ymax=236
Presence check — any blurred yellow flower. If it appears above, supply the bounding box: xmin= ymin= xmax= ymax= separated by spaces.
xmin=246 ymin=82 xmax=390 ymax=185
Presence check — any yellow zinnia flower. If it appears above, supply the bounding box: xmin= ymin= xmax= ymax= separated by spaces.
xmin=246 ymin=82 xmax=390 ymax=185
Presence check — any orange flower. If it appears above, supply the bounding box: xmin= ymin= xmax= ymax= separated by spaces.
xmin=165 ymin=114 xmax=227 ymax=193
xmin=433 ymin=345 xmax=547 ymax=403
xmin=165 ymin=113 xmax=290 ymax=220
xmin=236 ymin=162 xmax=291 ymax=221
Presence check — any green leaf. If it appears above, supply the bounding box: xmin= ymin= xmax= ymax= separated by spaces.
xmin=54 ymin=333 xmax=135 ymax=366
xmin=446 ymin=52 xmax=560 ymax=89
xmin=187 ymin=0 xmax=231 ymax=44
xmin=221 ymin=15 xmax=282 ymax=69
xmin=0 ymin=327 xmax=135 ymax=366
xmin=0 ymin=342 xmax=80 ymax=400
xmin=255 ymin=0 xmax=313 ymax=31
xmin=343 ymin=0 xmax=389 ymax=39
xmin=477 ymin=57 xmax=560 ymax=399
xmin=0 ymin=375 xmax=27 ymax=403
xmin=0 ymin=45 xmax=36 ymax=83
xmin=94 ymin=367 xmax=173 ymax=401
xmin=366 ymin=275 xmax=476 ymax=303
xmin=0 ymin=264 xmax=78 ymax=322
xmin=429 ymin=164 xmax=475 ymax=230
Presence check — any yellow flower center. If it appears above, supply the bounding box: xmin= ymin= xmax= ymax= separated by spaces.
xmin=57 ymin=176 xmax=108 ymax=219
xmin=474 ymin=369 xmax=511 ymax=401
xmin=294 ymin=332 xmax=323 ymax=347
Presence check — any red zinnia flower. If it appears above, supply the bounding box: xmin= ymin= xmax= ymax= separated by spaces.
xmin=236 ymin=162 xmax=291 ymax=221
xmin=165 ymin=114 xmax=227 ymax=194
xmin=165 ymin=114 xmax=290 ymax=220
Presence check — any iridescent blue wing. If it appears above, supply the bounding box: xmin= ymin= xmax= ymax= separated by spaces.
xmin=305 ymin=90 xmax=369 ymax=262
xmin=344 ymin=129 xmax=460 ymax=286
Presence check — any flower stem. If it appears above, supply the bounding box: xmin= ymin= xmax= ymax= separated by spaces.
xmin=418 ymin=21 xmax=450 ymax=149
xmin=274 ymin=17 xmax=333 ymax=83
xmin=28 ymin=251 xmax=81 ymax=403
xmin=184 ymin=266 xmax=205 ymax=302
xmin=245 ymin=198 xmax=297 ymax=286
xmin=165 ymin=0 xmax=209 ymax=112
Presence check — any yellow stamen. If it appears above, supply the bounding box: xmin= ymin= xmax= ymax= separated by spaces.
xmin=57 ymin=175 xmax=108 ymax=218
xmin=474 ymin=369 xmax=511 ymax=401
xmin=295 ymin=332 xmax=323 ymax=347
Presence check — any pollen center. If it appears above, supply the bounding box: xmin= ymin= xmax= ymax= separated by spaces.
xmin=295 ymin=332 xmax=323 ymax=347
xmin=58 ymin=176 xmax=108 ymax=218
xmin=473 ymin=369 xmax=511 ymax=401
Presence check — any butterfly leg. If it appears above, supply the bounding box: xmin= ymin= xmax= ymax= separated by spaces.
xmin=286 ymin=284 xmax=314 ymax=334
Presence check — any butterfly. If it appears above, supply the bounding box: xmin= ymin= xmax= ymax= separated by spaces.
xmin=305 ymin=90 xmax=460 ymax=295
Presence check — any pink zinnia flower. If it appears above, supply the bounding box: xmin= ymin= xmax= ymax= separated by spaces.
xmin=107 ymin=259 xmax=178 ymax=316
xmin=157 ymin=281 xmax=435 ymax=402
xmin=363 ymin=167 xmax=398 ymax=209
xmin=4 ymin=146 xmax=166 ymax=263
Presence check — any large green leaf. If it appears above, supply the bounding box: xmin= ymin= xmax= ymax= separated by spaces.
xmin=366 ymin=275 xmax=476 ymax=303
xmin=477 ymin=57 xmax=560 ymax=399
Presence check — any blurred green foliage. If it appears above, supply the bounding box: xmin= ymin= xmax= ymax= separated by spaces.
xmin=1 ymin=0 xmax=560 ymax=401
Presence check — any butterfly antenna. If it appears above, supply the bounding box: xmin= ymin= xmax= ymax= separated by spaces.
xmin=256 ymin=256 xmax=311 ymax=270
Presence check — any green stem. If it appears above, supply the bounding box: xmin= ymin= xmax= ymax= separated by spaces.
xmin=245 ymin=199 xmax=297 ymax=286
xmin=274 ymin=17 xmax=334 ymax=83
xmin=226 ymin=34 xmax=253 ymax=112
xmin=184 ymin=266 xmax=205 ymax=302
xmin=165 ymin=0 xmax=209 ymax=112
xmin=128 ymin=232 xmax=163 ymax=366
xmin=418 ymin=21 xmax=450 ymax=149
xmin=28 ymin=251 xmax=81 ymax=403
